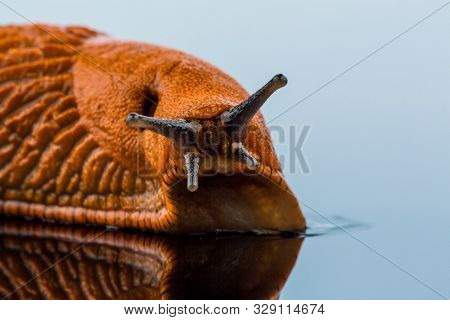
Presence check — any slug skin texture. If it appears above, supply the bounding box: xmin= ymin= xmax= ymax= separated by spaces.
xmin=0 ymin=24 xmax=305 ymax=233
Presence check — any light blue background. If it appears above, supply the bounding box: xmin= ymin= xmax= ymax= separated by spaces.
xmin=2 ymin=0 xmax=449 ymax=299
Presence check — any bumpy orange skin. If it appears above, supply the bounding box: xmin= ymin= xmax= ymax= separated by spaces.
xmin=0 ymin=24 xmax=305 ymax=233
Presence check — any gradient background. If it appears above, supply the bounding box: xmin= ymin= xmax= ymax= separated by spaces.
xmin=1 ymin=0 xmax=449 ymax=299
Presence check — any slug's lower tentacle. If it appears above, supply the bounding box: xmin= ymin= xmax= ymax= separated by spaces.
xmin=184 ymin=152 xmax=200 ymax=192
xmin=231 ymin=142 xmax=258 ymax=170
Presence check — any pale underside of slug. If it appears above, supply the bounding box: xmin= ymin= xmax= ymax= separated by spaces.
xmin=0 ymin=24 xmax=305 ymax=233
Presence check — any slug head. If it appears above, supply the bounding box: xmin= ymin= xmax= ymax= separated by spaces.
xmin=126 ymin=74 xmax=287 ymax=192
xmin=73 ymin=39 xmax=304 ymax=233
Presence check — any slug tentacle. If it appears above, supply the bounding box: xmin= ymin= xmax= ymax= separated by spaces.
xmin=220 ymin=74 xmax=287 ymax=135
xmin=184 ymin=152 xmax=200 ymax=192
xmin=126 ymin=113 xmax=201 ymax=146
xmin=231 ymin=142 xmax=258 ymax=170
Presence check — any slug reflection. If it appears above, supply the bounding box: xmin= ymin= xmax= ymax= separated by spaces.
xmin=0 ymin=218 xmax=303 ymax=299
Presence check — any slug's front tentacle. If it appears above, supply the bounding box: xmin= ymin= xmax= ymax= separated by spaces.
xmin=220 ymin=74 xmax=288 ymax=134
xmin=231 ymin=142 xmax=258 ymax=170
xmin=184 ymin=152 xmax=200 ymax=192
xmin=126 ymin=113 xmax=201 ymax=145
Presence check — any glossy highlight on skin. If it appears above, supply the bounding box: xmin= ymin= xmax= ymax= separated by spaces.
xmin=0 ymin=24 xmax=305 ymax=233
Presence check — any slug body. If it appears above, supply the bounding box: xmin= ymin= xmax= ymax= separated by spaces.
xmin=0 ymin=24 xmax=305 ymax=233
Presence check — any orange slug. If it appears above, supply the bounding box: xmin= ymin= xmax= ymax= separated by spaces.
xmin=0 ymin=24 xmax=305 ymax=233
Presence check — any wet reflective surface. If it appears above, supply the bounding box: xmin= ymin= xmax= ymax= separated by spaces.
xmin=0 ymin=218 xmax=303 ymax=299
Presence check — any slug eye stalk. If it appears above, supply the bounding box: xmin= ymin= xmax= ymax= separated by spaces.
xmin=125 ymin=113 xmax=200 ymax=145
xmin=220 ymin=74 xmax=287 ymax=135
